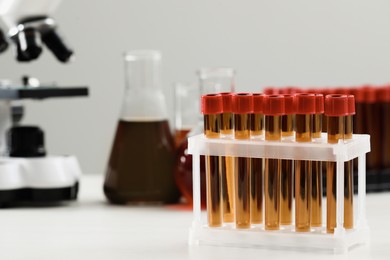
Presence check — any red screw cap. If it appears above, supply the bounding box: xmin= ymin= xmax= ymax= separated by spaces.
xmin=252 ymin=93 xmax=264 ymax=113
xmin=263 ymin=95 xmax=285 ymax=116
xmin=201 ymin=94 xmax=222 ymax=115
xmin=349 ymin=87 xmax=364 ymax=103
xmin=376 ymin=86 xmax=390 ymax=102
xmin=347 ymin=95 xmax=355 ymax=115
xmin=333 ymin=88 xmax=349 ymax=95
xmin=361 ymin=86 xmax=376 ymax=103
xmin=220 ymin=92 xmax=233 ymax=112
xmin=315 ymin=94 xmax=324 ymax=114
xmin=295 ymin=93 xmax=316 ymax=114
xmin=324 ymin=94 xmax=348 ymax=116
xmin=283 ymin=94 xmax=295 ymax=115
xmin=263 ymin=87 xmax=278 ymax=95
xmin=232 ymin=93 xmax=254 ymax=114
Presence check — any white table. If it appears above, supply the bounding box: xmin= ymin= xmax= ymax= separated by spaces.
xmin=1 ymin=175 xmax=389 ymax=260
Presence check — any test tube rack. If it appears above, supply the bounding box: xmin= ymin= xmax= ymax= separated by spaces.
xmin=188 ymin=133 xmax=370 ymax=254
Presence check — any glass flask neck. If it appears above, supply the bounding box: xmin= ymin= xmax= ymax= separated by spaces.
xmin=121 ymin=50 xmax=168 ymax=121
xmin=124 ymin=50 xmax=162 ymax=90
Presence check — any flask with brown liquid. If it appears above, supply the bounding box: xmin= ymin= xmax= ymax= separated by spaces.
xmin=104 ymin=50 xmax=180 ymax=204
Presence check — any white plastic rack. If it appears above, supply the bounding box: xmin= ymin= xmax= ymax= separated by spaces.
xmin=188 ymin=133 xmax=370 ymax=254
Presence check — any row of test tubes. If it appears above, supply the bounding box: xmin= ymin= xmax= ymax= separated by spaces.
xmin=201 ymin=92 xmax=355 ymax=233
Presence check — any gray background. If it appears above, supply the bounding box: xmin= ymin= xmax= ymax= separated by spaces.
xmin=1 ymin=0 xmax=390 ymax=174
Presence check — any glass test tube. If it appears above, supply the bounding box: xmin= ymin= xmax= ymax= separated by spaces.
xmin=363 ymin=87 xmax=381 ymax=170
xmin=379 ymin=87 xmax=390 ymax=168
xmin=344 ymin=95 xmax=355 ymax=229
xmin=233 ymin=93 xmax=253 ymax=228
xmin=280 ymin=94 xmax=295 ymax=226
xmin=311 ymin=94 xmax=324 ymax=227
xmin=250 ymin=93 xmax=264 ymax=224
xmin=263 ymin=95 xmax=284 ymax=230
xmin=295 ymin=94 xmax=315 ymax=232
xmin=325 ymin=94 xmax=348 ymax=233
xmin=202 ymin=94 xmax=223 ymax=227
xmin=220 ymin=93 xmax=235 ymax=223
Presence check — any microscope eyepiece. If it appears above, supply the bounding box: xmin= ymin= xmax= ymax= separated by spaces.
xmin=15 ymin=27 xmax=43 ymax=62
xmin=0 ymin=29 xmax=9 ymax=53
xmin=41 ymin=28 xmax=73 ymax=63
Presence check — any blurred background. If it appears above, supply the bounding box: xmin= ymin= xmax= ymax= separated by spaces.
xmin=1 ymin=0 xmax=390 ymax=174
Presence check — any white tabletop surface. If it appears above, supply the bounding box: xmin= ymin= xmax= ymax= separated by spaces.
xmin=1 ymin=174 xmax=390 ymax=260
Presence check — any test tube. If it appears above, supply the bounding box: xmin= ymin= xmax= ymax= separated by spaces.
xmin=263 ymin=95 xmax=284 ymax=230
xmin=295 ymin=94 xmax=316 ymax=232
xmin=201 ymin=94 xmax=223 ymax=227
xmin=344 ymin=95 xmax=355 ymax=229
xmin=220 ymin=92 xmax=235 ymax=223
xmin=280 ymin=94 xmax=295 ymax=226
xmin=325 ymin=94 xmax=348 ymax=233
xmin=250 ymin=93 xmax=264 ymax=224
xmin=233 ymin=93 xmax=253 ymax=228
xmin=379 ymin=86 xmax=390 ymax=169
xmin=310 ymin=94 xmax=324 ymax=227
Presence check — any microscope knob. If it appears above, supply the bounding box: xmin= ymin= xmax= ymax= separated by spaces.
xmin=7 ymin=126 xmax=46 ymax=158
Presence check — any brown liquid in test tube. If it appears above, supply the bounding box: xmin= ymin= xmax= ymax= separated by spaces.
xmin=233 ymin=93 xmax=253 ymax=228
xmin=311 ymin=94 xmax=324 ymax=227
xmin=250 ymin=94 xmax=264 ymax=224
xmin=263 ymin=95 xmax=284 ymax=230
xmin=201 ymin=94 xmax=223 ymax=227
xmin=294 ymin=94 xmax=316 ymax=232
xmin=325 ymin=94 xmax=348 ymax=233
xmin=363 ymin=87 xmax=381 ymax=171
xmin=280 ymin=94 xmax=295 ymax=226
xmin=344 ymin=95 xmax=355 ymax=229
xmin=378 ymin=87 xmax=390 ymax=168
xmin=220 ymin=93 xmax=235 ymax=223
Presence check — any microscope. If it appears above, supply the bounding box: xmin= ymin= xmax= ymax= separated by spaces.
xmin=0 ymin=0 xmax=87 ymax=206
xmin=0 ymin=0 xmax=72 ymax=62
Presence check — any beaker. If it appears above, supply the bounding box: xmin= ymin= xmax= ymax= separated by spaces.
xmin=174 ymin=68 xmax=235 ymax=206
xmin=104 ymin=50 xmax=180 ymax=204
xmin=173 ymin=82 xmax=199 ymax=147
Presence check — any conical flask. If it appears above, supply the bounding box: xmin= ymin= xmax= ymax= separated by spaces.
xmin=104 ymin=50 xmax=180 ymax=204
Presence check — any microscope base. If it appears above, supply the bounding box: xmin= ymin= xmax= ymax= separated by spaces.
xmin=0 ymin=155 xmax=81 ymax=206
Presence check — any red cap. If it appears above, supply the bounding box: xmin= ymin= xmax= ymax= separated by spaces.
xmin=362 ymin=86 xmax=376 ymax=103
xmin=347 ymin=95 xmax=355 ymax=115
xmin=324 ymin=94 xmax=349 ymax=116
xmin=333 ymin=88 xmax=349 ymax=95
xmin=263 ymin=87 xmax=278 ymax=95
xmin=232 ymin=93 xmax=254 ymax=114
xmin=263 ymin=95 xmax=285 ymax=116
xmin=304 ymin=88 xmax=319 ymax=94
xmin=283 ymin=94 xmax=295 ymax=115
xmin=220 ymin=92 xmax=233 ymax=112
xmin=315 ymin=94 xmax=324 ymax=114
xmin=349 ymin=87 xmax=364 ymax=103
xmin=279 ymin=88 xmax=290 ymax=94
xmin=201 ymin=94 xmax=222 ymax=114
xmin=252 ymin=93 xmax=264 ymax=113
xmin=290 ymin=87 xmax=303 ymax=94
xmin=376 ymin=86 xmax=390 ymax=102
xmin=295 ymin=93 xmax=316 ymax=114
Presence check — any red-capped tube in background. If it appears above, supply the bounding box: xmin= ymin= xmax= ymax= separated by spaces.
xmin=283 ymin=94 xmax=295 ymax=115
xmin=253 ymin=93 xmax=264 ymax=113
